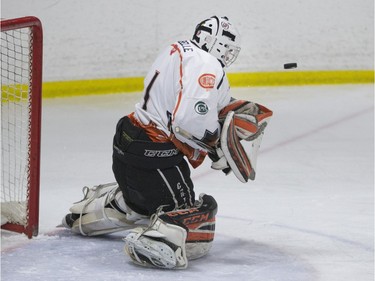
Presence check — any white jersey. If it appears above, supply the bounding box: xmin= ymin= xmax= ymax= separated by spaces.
xmin=134 ymin=40 xmax=231 ymax=151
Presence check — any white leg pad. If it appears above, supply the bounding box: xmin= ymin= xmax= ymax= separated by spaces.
xmin=63 ymin=183 xmax=148 ymax=236
xmin=186 ymin=241 xmax=213 ymax=260
xmin=124 ymin=218 xmax=188 ymax=269
xmin=70 ymin=208 xmax=142 ymax=236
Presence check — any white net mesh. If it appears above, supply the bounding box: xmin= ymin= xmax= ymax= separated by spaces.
xmin=1 ymin=26 xmax=32 ymax=226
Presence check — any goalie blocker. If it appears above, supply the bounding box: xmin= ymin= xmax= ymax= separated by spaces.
xmin=211 ymin=100 xmax=273 ymax=183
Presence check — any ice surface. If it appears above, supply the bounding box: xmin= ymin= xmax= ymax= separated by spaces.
xmin=1 ymin=85 xmax=374 ymax=280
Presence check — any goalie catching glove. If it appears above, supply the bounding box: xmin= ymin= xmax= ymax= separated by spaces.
xmin=210 ymin=99 xmax=273 ymax=183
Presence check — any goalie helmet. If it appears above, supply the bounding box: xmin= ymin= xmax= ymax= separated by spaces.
xmin=192 ymin=16 xmax=241 ymax=68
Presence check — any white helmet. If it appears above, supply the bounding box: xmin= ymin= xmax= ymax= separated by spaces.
xmin=192 ymin=16 xmax=241 ymax=68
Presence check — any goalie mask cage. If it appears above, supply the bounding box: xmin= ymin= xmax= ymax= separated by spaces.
xmin=1 ymin=16 xmax=43 ymax=238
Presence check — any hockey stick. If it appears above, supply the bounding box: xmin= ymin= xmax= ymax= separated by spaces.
xmin=174 ymin=126 xmax=216 ymax=153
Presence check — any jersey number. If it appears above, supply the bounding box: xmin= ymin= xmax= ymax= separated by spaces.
xmin=142 ymin=71 xmax=160 ymax=110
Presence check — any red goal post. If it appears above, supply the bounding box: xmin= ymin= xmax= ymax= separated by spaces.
xmin=1 ymin=16 xmax=43 ymax=238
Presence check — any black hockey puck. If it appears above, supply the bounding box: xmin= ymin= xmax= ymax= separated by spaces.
xmin=284 ymin=63 xmax=297 ymax=69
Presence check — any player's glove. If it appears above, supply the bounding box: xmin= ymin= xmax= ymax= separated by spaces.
xmin=208 ymin=146 xmax=231 ymax=175
xmin=219 ymin=98 xmax=270 ymax=142
xmin=212 ymin=99 xmax=273 ymax=183
xmin=219 ymin=98 xmax=260 ymax=120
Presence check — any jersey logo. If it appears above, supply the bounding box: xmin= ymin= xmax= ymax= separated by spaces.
xmin=194 ymin=101 xmax=209 ymax=115
xmin=198 ymin=73 xmax=216 ymax=89
xmin=144 ymin=149 xmax=179 ymax=158
xmin=221 ymin=21 xmax=230 ymax=30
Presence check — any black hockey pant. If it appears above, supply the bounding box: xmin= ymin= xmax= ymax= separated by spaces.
xmin=112 ymin=116 xmax=195 ymax=216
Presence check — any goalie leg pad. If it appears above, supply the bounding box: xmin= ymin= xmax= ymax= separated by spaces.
xmin=162 ymin=193 xmax=217 ymax=260
xmin=62 ymin=183 xmax=148 ymax=236
xmin=125 ymin=230 xmax=181 ymax=269
xmin=123 ymin=194 xmax=217 ymax=269
xmin=124 ymin=218 xmax=188 ymax=269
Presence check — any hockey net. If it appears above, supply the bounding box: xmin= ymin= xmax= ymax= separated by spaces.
xmin=1 ymin=16 xmax=43 ymax=238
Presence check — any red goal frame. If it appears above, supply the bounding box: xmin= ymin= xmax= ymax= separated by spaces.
xmin=1 ymin=16 xmax=43 ymax=238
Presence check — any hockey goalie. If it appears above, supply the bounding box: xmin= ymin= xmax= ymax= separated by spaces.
xmin=62 ymin=16 xmax=273 ymax=269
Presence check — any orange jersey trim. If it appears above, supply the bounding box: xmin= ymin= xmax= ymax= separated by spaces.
xmin=128 ymin=113 xmax=169 ymax=143
xmin=170 ymin=44 xmax=184 ymax=122
xmin=129 ymin=113 xmax=206 ymax=167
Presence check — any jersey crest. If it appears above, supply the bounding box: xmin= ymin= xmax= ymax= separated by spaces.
xmin=198 ymin=73 xmax=215 ymax=89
